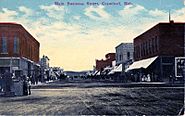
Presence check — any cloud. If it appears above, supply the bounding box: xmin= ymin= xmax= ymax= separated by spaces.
xmin=148 ymin=9 xmax=166 ymax=17
xmin=84 ymin=5 xmax=111 ymax=20
xmin=73 ymin=15 xmax=81 ymax=20
xmin=118 ymin=4 xmax=169 ymax=31
xmin=18 ymin=6 xmax=34 ymax=16
xmin=119 ymin=4 xmax=145 ymax=17
xmin=40 ymin=5 xmax=66 ymax=20
xmin=0 ymin=8 xmax=18 ymax=21
xmin=172 ymin=7 xmax=185 ymax=21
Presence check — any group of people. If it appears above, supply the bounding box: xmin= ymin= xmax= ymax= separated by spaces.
xmin=22 ymin=75 xmax=31 ymax=95
xmin=131 ymin=72 xmax=159 ymax=82
xmin=141 ymin=74 xmax=151 ymax=82
xmin=0 ymin=70 xmax=31 ymax=96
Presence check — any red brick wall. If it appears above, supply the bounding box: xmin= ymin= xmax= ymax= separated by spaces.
xmin=96 ymin=59 xmax=108 ymax=71
xmin=0 ymin=23 xmax=40 ymax=63
xmin=159 ymin=23 xmax=184 ymax=57
xmin=96 ymin=53 xmax=115 ymax=71
xmin=134 ymin=22 xmax=184 ymax=61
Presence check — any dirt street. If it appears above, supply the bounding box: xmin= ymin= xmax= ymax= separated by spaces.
xmin=0 ymin=83 xmax=184 ymax=115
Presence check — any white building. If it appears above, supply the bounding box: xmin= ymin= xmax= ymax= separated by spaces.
xmin=40 ymin=55 xmax=50 ymax=69
xmin=115 ymin=43 xmax=134 ymax=71
xmin=39 ymin=55 xmax=50 ymax=81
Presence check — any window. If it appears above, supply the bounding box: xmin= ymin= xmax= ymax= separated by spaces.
xmin=141 ymin=44 xmax=143 ymax=57
xmin=13 ymin=36 xmax=19 ymax=53
xmin=144 ymin=42 xmax=146 ymax=56
xmin=127 ymin=52 xmax=130 ymax=60
xmin=156 ymin=37 xmax=159 ymax=51
xmin=149 ymin=39 xmax=152 ymax=54
xmin=1 ymin=36 xmax=7 ymax=53
xmin=116 ymin=54 xmax=118 ymax=62
xmin=12 ymin=59 xmax=19 ymax=66
xmin=155 ymin=36 xmax=159 ymax=52
xmin=119 ymin=54 xmax=122 ymax=61
xmin=147 ymin=41 xmax=149 ymax=55
xmin=152 ymin=38 xmax=155 ymax=53
xmin=0 ymin=59 xmax=10 ymax=66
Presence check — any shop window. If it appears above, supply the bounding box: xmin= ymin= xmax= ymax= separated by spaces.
xmin=12 ymin=59 xmax=19 ymax=66
xmin=0 ymin=59 xmax=10 ymax=66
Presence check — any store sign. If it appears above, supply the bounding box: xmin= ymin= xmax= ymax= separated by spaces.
xmin=175 ymin=57 xmax=185 ymax=77
xmin=12 ymin=67 xmax=19 ymax=70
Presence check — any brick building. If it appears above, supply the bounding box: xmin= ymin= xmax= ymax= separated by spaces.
xmin=134 ymin=21 xmax=184 ymax=61
xmin=0 ymin=22 xmax=40 ymax=77
xmin=96 ymin=53 xmax=115 ymax=71
xmin=127 ymin=21 xmax=185 ymax=82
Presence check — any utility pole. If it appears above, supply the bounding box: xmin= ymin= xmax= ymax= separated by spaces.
xmin=169 ymin=9 xmax=171 ymax=22
xmin=10 ymin=57 xmax=12 ymax=74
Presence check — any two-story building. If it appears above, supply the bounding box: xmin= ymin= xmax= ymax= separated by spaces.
xmin=126 ymin=21 xmax=184 ymax=82
xmin=95 ymin=53 xmax=115 ymax=71
xmin=115 ymin=43 xmax=134 ymax=71
xmin=0 ymin=22 xmax=40 ymax=78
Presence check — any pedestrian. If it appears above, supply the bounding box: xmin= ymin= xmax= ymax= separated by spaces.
xmin=27 ymin=77 xmax=31 ymax=95
xmin=169 ymin=75 xmax=174 ymax=84
xmin=147 ymin=74 xmax=151 ymax=82
xmin=35 ymin=75 xmax=39 ymax=85
xmin=22 ymin=75 xmax=28 ymax=95
xmin=143 ymin=75 xmax=147 ymax=82
xmin=0 ymin=74 xmax=3 ymax=92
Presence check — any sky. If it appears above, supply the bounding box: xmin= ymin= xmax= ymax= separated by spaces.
xmin=0 ymin=0 xmax=185 ymax=71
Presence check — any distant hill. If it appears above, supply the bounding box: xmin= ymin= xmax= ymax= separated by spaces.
xmin=64 ymin=70 xmax=92 ymax=77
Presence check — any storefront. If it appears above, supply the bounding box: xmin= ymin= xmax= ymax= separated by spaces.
xmin=0 ymin=57 xmax=40 ymax=78
xmin=125 ymin=56 xmax=178 ymax=83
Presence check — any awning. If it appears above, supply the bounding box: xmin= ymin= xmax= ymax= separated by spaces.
xmin=108 ymin=66 xmax=118 ymax=75
xmin=114 ymin=64 xmax=122 ymax=72
xmin=92 ymin=70 xmax=99 ymax=76
xmin=102 ymin=66 xmax=112 ymax=74
xmin=35 ymin=63 xmax=40 ymax=67
xmin=125 ymin=56 xmax=158 ymax=72
xmin=104 ymin=66 xmax=112 ymax=70
xmin=108 ymin=64 xmax=122 ymax=75
xmin=96 ymin=71 xmax=100 ymax=75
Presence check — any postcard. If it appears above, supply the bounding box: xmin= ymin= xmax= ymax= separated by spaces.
xmin=0 ymin=0 xmax=184 ymax=115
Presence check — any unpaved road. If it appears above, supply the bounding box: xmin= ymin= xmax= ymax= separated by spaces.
xmin=0 ymin=84 xmax=184 ymax=115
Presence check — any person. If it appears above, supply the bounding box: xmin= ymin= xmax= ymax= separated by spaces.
xmin=0 ymin=74 xmax=3 ymax=92
xmin=169 ymin=75 xmax=174 ymax=84
xmin=27 ymin=77 xmax=31 ymax=95
xmin=35 ymin=75 xmax=39 ymax=85
xmin=134 ymin=74 xmax=137 ymax=82
xmin=147 ymin=74 xmax=151 ymax=82
xmin=22 ymin=75 xmax=28 ymax=95
xmin=143 ymin=75 xmax=147 ymax=82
